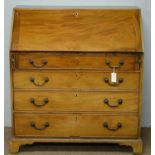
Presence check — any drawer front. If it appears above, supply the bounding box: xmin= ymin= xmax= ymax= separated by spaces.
xmin=14 ymin=113 xmax=74 ymax=137
xmin=16 ymin=54 xmax=137 ymax=70
xmin=14 ymin=71 xmax=139 ymax=90
xmin=14 ymin=91 xmax=139 ymax=112
xmin=14 ymin=113 xmax=138 ymax=138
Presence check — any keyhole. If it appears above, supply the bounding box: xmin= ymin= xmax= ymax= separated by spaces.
xmin=75 ymin=73 xmax=80 ymax=80
xmin=75 ymin=57 xmax=80 ymax=64
xmin=75 ymin=116 xmax=77 ymax=120
xmin=75 ymin=94 xmax=78 ymax=97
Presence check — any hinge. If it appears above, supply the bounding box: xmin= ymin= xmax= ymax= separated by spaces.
xmin=136 ymin=55 xmax=142 ymax=70
xmin=10 ymin=54 xmax=16 ymax=69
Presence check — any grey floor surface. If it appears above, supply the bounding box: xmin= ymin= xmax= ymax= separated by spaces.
xmin=4 ymin=127 xmax=151 ymax=155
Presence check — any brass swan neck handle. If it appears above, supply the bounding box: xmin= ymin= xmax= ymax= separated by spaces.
xmin=30 ymin=121 xmax=50 ymax=130
xmin=30 ymin=77 xmax=49 ymax=87
xmin=103 ymin=122 xmax=122 ymax=131
xmin=105 ymin=60 xmax=124 ymax=69
xmin=30 ymin=98 xmax=49 ymax=107
xmin=104 ymin=98 xmax=123 ymax=107
xmin=104 ymin=77 xmax=124 ymax=86
xmin=29 ymin=59 xmax=48 ymax=68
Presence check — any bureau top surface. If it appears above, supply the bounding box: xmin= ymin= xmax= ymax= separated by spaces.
xmin=11 ymin=8 xmax=143 ymax=52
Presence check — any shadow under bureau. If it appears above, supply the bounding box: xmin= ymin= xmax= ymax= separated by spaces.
xmin=10 ymin=8 xmax=144 ymax=154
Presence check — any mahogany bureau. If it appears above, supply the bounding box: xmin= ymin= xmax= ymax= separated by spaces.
xmin=10 ymin=8 xmax=144 ymax=154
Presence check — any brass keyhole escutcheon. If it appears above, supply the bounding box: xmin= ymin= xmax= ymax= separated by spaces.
xmin=75 ymin=73 xmax=80 ymax=80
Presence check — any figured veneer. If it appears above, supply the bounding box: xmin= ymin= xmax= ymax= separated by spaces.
xmin=14 ymin=113 xmax=138 ymax=138
xmin=14 ymin=91 xmax=139 ymax=112
xmin=10 ymin=8 xmax=143 ymax=154
xmin=16 ymin=53 xmax=138 ymax=70
xmin=13 ymin=71 xmax=140 ymax=90
xmin=11 ymin=9 xmax=142 ymax=52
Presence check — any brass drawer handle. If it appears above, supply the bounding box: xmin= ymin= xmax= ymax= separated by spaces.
xmin=104 ymin=98 xmax=123 ymax=107
xmin=104 ymin=77 xmax=123 ymax=86
xmin=29 ymin=59 xmax=48 ymax=68
xmin=30 ymin=98 xmax=49 ymax=107
xmin=105 ymin=60 xmax=124 ymax=69
xmin=103 ymin=122 xmax=122 ymax=131
xmin=30 ymin=121 xmax=50 ymax=130
xmin=30 ymin=77 xmax=49 ymax=86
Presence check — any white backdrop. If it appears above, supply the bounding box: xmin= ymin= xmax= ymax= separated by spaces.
xmin=4 ymin=0 xmax=151 ymax=127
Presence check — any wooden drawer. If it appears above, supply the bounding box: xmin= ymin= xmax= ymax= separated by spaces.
xmin=16 ymin=54 xmax=138 ymax=71
xmin=14 ymin=113 xmax=138 ymax=138
xmin=13 ymin=71 xmax=140 ymax=91
xmin=14 ymin=91 xmax=139 ymax=112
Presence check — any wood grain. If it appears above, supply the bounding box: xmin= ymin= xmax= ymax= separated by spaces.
xmin=14 ymin=113 xmax=138 ymax=138
xmin=13 ymin=71 xmax=140 ymax=90
xmin=9 ymin=136 xmax=143 ymax=154
xmin=14 ymin=91 xmax=139 ymax=112
xmin=11 ymin=9 xmax=143 ymax=52
xmin=9 ymin=8 xmax=144 ymax=154
xmin=16 ymin=53 xmax=138 ymax=70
